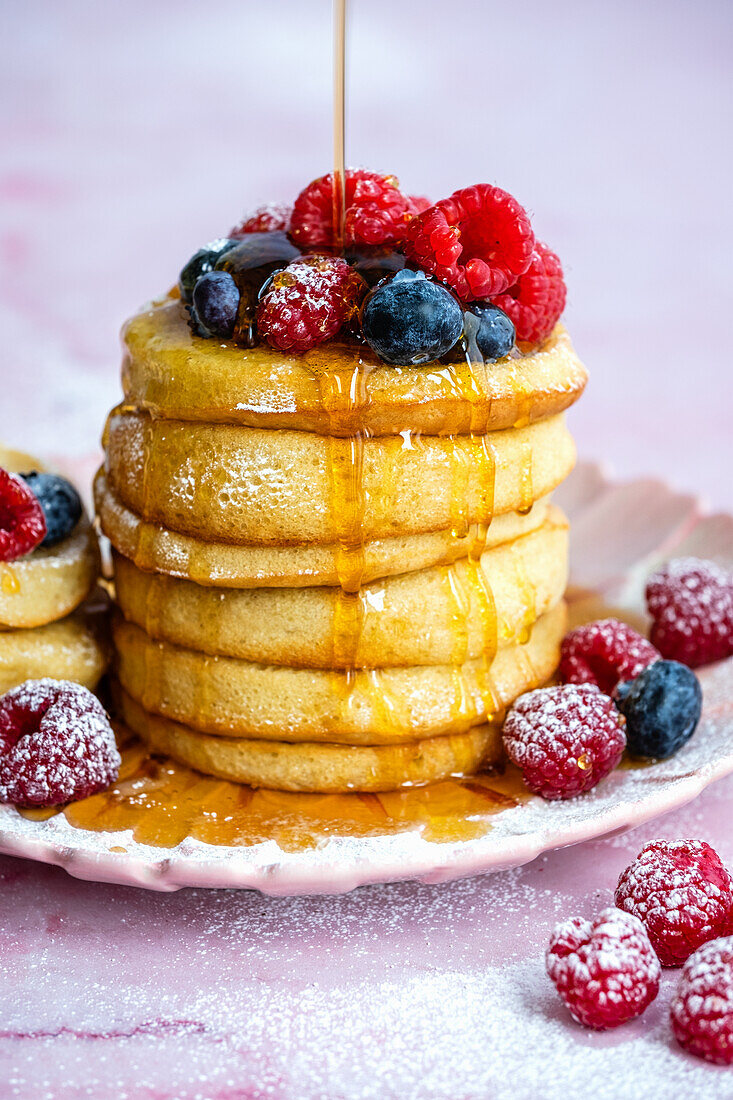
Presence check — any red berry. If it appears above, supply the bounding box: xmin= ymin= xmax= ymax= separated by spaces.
xmin=0 ymin=679 xmax=120 ymax=807
xmin=559 ymin=618 xmax=660 ymax=695
xmin=615 ymin=840 xmax=733 ymax=967
xmin=492 ymin=242 xmax=567 ymax=343
xmin=289 ymin=169 xmax=413 ymax=249
xmin=407 ymin=194 xmax=432 ymax=214
xmin=229 ymin=202 xmax=292 ymax=237
xmin=0 ymin=467 xmax=46 ymax=562
xmin=546 ymin=906 xmax=660 ymax=1029
xmin=646 ymin=557 xmax=733 ymax=668
xmin=502 ymin=683 xmax=626 ymax=800
xmin=256 ymin=254 xmax=366 ymax=354
xmin=671 ymin=937 xmax=733 ymax=1064
xmin=403 ymin=184 xmax=535 ymax=301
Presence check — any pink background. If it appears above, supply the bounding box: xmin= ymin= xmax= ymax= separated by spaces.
xmin=1 ymin=2 xmax=733 ymax=1097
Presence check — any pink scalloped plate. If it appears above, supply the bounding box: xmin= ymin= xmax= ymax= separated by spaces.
xmin=0 ymin=461 xmax=731 ymax=895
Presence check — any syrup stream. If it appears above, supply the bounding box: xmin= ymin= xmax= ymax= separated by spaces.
xmin=332 ymin=0 xmax=347 ymax=252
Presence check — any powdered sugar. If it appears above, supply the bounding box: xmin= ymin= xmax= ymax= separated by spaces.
xmin=646 ymin=557 xmax=733 ymax=667
xmin=671 ymin=936 xmax=733 ymax=1064
xmin=0 ymin=679 xmax=120 ymax=807
xmin=560 ymin=617 xmax=660 ymax=693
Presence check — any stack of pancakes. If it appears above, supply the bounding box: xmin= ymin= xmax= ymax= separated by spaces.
xmin=97 ymin=295 xmax=587 ymax=792
xmin=0 ymin=446 xmax=106 ymax=692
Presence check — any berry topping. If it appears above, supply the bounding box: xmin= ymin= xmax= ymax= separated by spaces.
xmin=229 ymin=202 xmax=292 ymax=237
xmin=349 ymin=249 xmax=407 ymax=287
xmin=179 ymin=238 xmax=238 ymax=304
xmin=290 ymin=169 xmax=414 ymax=249
xmin=361 ymin=269 xmax=463 ymax=366
xmin=614 ymin=659 xmax=702 ymax=760
xmin=20 ymin=472 xmax=83 ymax=548
xmin=546 ymin=907 xmax=660 ymax=1029
xmin=671 ymin=937 xmax=733 ymax=1064
xmin=645 ymin=557 xmax=733 ymax=668
xmin=502 ymin=683 xmax=626 ymax=800
xmin=215 ymin=231 xmax=301 ymax=347
xmin=615 ymin=840 xmax=733 ymax=968
xmin=492 ymin=242 xmax=567 ymax=344
xmin=403 ymin=184 xmax=535 ymax=302
xmin=407 ymin=195 xmax=432 ymax=214
xmin=461 ymin=302 xmax=516 ymax=362
xmin=559 ymin=618 xmax=660 ymax=695
xmin=191 ymin=271 xmax=240 ymax=339
xmin=257 ymin=255 xmax=366 ymax=354
xmin=0 ymin=468 xmax=46 ymax=562
xmin=0 ymin=679 xmax=120 ymax=808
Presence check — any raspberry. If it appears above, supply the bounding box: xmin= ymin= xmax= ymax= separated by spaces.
xmin=671 ymin=937 xmax=733 ymax=1064
xmin=492 ymin=242 xmax=567 ymax=343
xmin=256 ymin=254 xmax=366 ymax=354
xmin=0 ymin=679 xmax=120 ymax=808
xmin=546 ymin=907 xmax=660 ymax=1029
xmin=407 ymin=194 xmax=432 ymax=214
xmin=502 ymin=683 xmax=626 ymax=800
xmin=559 ymin=618 xmax=660 ymax=695
xmin=289 ymin=170 xmax=413 ymax=249
xmin=645 ymin=557 xmax=733 ymax=668
xmin=403 ymin=184 xmax=535 ymax=301
xmin=0 ymin=467 xmax=46 ymax=562
xmin=615 ymin=840 xmax=733 ymax=967
xmin=229 ymin=202 xmax=292 ymax=237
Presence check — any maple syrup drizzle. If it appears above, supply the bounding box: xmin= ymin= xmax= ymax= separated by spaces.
xmin=21 ymin=731 xmax=532 ymax=850
xmin=332 ymin=0 xmax=347 ymax=252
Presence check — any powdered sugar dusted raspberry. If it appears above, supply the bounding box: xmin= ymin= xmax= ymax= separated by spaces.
xmin=646 ymin=557 xmax=733 ymax=668
xmin=229 ymin=202 xmax=292 ymax=237
xmin=502 ymin=683 xmax=626 ymax=800
xmin=546 ymin=906 xmax=660 ymax=1029
xmin=615 ymin=840 xmax=733 ymax=967
xmin=0 ymin=679 xmax=120 ymax=807
xmin=671 ymin=936 xmax=733 ymax=1064
xmin=559 ymin=618 xmax=660 ymax=694
xmin=0 ymin=466 xmax=46 ymax=561
xmin=256 ymin=254 xmax=366 ymax=353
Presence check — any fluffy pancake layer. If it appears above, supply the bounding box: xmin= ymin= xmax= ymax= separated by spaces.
xmin=122 ymin=298 xmax=587 ymax=436
xmin=104 ymin=409 xmax=575 ymax=544
xmin=113 ymin=507 xmax=568 ymax=668
xmin=114 ymin=684 xmax=504 ymax=793
xmin=113 ymin=600 xmax=566 ymax=745
xmin=96 ymin=468 xmax=551 ymax=587
xmin=0 ymin=606 xmax=107 ymax=693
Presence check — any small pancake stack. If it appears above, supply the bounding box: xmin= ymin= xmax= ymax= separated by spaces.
xmin=97 ymin=294 xmax=587 ymax=792
xmin=0 ymin=446 xmax=106 ymax=693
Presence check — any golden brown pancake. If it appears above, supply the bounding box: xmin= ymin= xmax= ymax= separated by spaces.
xmin=112 ymin=601 xmax=566 ymax=745
xmin=114 ymin=683 xmax=505 ymax=793
xmin=122 ymin=297 xmax=587 ymax=436
xmin=103 ymin=409 xmax=575 ymax=544
xmin=113 ymin=507 xmax=568 ymax=668
xmin=96 ymin=468 xmax=552 ymax=587
xmin=0 ymin=604 xmax=108 ymax=693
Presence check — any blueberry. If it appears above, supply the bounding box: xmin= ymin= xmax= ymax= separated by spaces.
xmin=361 ymin=270 xmax=463 ymax=365
xmin=20 ymin=472 xmax=82 ymax=547
xmin=463 ymin=302 xmax=515 ymax=362
xmin=191 ymin=271 xmax=240 ymax=339
xmin=349 ymin=249 xmax=407 ymax=287
xmin=615 ymin=659 xmax=702 ymax=759
xmin=215 ymin=231 xmax=301 ymax=346
xmin=179 ymin=238 xmax=238 ymax=303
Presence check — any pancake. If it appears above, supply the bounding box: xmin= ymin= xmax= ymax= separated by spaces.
xmin=96 ymin=468 xmax=552 ymax=587
xmin=0 ymin=517 xmax=100 ymax=630
xmin=112 ymin=600 xmax=566 ymax=745
xmin=103 ymin=409 xmax=575 ymax=545
xmin=114 ymin=683 xmax=505 ymax=793
xmin=113 ymin=507 xmax=568 ymax=668
xmin=0 ymin=602 xmax=108 ymax=693
xmin=121 ymin=297 xmax=587 ymax=437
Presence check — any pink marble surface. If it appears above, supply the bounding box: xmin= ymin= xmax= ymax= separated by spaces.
xmin=2 ymin=2 xmax=733 ymax=1096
